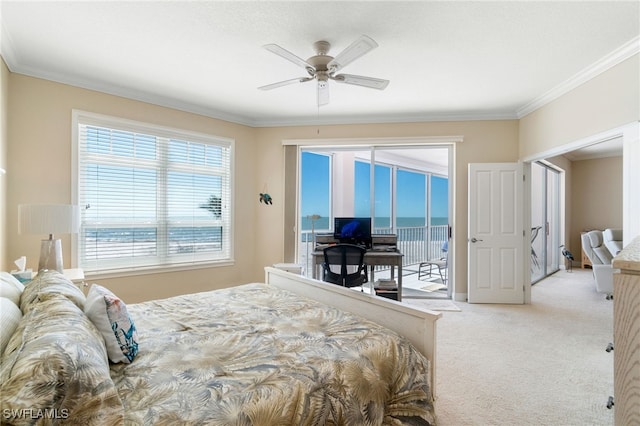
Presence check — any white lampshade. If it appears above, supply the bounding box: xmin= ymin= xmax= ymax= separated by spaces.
xmin=18 ymin=204 xmax=80 ymax=272
xmin=18 ymin=204 xmax=80 ymax=236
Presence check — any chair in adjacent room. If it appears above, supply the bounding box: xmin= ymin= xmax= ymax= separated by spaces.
xmin=321 ymin=244 xmax=368 ymax=288
xmin=603 ymin=228 xmax=623 ymax=257
xmin=581 ymin=229 xmax=620 ymax=295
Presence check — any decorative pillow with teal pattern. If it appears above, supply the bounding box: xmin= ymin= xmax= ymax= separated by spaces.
xmin=85 ymin=284 xmax=139 ymax=363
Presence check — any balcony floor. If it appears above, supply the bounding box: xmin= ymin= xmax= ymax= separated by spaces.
xmin=361 ymin=263 xmax=450 ymax=300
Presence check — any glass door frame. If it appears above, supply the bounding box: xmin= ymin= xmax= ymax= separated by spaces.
xmin=293 ymin=142 xmax=455 ymax=299
xmin=531 ymin=161 xmax=562 ymax=284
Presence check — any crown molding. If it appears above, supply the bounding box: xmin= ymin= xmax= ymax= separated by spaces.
xmin=7 ymin=62 xmax=259 ymax=127
xmin=1 ymin=54 xmax=517 ymax=127
xmin=517 ymin=35 xmax=640 ymax=118
xmin=251 ymin=111 xmax=518 ymax=128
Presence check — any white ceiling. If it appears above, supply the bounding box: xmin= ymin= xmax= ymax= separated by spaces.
xmin=563 ymin=137 xmax=624 ymax=162
xmin=1 ymin=1 xmax=638 ymax=129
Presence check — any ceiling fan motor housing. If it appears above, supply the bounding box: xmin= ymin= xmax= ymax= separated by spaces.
xmin=308 ymin=55 xmax=332 ymax=72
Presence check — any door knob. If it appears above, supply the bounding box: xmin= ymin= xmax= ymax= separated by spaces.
xmin=470 ymin=237 xmax=483 ymax=243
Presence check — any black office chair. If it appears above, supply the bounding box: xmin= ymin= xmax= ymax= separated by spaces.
xmin=322 ymin=244 xmax=368 ymax=288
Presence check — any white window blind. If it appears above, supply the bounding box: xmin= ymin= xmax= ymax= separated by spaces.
xmin=74 ymin=112 xmax=233 ymax=274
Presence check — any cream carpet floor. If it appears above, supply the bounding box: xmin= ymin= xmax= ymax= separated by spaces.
xmin=433 ymin=269 xmax=614 ymax=425
xmin=404 ymin=298 xmax=462 ymax=312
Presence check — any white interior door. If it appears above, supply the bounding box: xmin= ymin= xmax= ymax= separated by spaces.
xmin=468 ymin=163 xmax=524 ymax=303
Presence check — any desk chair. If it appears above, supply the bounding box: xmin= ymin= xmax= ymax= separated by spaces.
xmin=322 ymin=244 xmax=368 ymax=288
xmin=418 ymin=241 xmax=448 ymax=284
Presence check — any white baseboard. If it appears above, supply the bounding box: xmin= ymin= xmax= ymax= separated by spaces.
xmin=453 ymin=292 xmax=467 ymax=302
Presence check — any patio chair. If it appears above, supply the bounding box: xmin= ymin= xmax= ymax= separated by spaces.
xmin=418 ymin=241 xmax=448 ymax=283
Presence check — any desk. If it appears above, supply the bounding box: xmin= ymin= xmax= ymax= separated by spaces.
xmin=311 ymin=249 xmax=404 ymax=301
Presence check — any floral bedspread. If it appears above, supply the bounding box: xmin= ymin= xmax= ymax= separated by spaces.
xmin=110 ymin=283 xmax=435 ymax=425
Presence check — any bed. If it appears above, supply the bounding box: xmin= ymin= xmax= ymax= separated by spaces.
xmin=0 ymin=267 xmax=440 ymax=425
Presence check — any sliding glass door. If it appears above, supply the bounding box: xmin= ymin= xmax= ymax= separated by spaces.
xmin=296 ymin=144 xmax=452 ymax=297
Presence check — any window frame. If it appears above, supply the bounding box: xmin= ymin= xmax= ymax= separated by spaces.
xmin=72 ymin=110 xmax=234 ymax=277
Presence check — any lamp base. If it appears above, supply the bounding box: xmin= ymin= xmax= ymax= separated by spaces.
xmin=39 ymin=238 xmax=63 ymax=273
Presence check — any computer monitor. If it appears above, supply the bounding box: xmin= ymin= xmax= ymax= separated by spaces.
xmin=334 ymin=217 xmax=372 ymax=248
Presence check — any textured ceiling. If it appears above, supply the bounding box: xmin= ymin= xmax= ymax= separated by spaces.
xmin=1 ymin=1 xmax=638 ymax=127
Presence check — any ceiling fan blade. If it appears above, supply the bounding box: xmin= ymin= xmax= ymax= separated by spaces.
xmin=258 ymin=77 xmax=313 ymax=91
xmin=317 ymin=81 xmax=329 ymax=106
xmin=263 ymin=44 xmax=314 ymax=73
xmin=327 ymin=35 xmax=378 ymax=73
xmin=332 ymin=74 xmax=389 ymax=90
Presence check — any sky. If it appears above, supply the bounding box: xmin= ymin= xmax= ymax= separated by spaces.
xmin=301 ymin=151 xmax=448 ymax=223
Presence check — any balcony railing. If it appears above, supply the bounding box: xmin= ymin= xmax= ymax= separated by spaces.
xmin=298 ymin=225 xmax=449 ymax=277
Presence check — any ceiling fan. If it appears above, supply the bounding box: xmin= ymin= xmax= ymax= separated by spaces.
xmin=258 ymin=35 xmax=389 ymax=106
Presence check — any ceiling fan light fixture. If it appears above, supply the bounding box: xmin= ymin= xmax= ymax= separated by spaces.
xmin=259 ymin=35 xmax=389 ymax=105
xmin=316 ymin=71 xmax=329 ymax=84
xmin=317 ymin=81 xmax=329 ymax=106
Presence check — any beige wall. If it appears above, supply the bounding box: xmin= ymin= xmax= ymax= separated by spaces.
xmin=0 ymin=58 xmax=8 ymax=271
xmin=519 ymin=54 xmax=638 ymax=263
xmin=519 ymin=55 xmax=639 ymax=159
xmin=254 ymin=121 xmax=520 ymax=299
xmin=6 ymin=73 xmax=258 ymax=302
xmin=571 ymin=156 xmax=623 ymax=252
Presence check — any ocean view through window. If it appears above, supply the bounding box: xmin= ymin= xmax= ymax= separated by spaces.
xmin=74 ymin=111 xmax=233 ymax=274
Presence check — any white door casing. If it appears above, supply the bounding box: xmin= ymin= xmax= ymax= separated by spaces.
xmin=468 ymin=162 xmax=524 ymax=304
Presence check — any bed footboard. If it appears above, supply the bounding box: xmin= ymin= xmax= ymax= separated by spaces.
xmin=264 ymin=266 xmax=441 ymax=396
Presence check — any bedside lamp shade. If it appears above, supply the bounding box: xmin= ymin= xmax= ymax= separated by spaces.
xmin=18 ymin=204 xmax=80 ymax=272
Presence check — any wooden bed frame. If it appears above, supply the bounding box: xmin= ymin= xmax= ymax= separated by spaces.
xmin=264 ymin=266 xmax=442 ymax=396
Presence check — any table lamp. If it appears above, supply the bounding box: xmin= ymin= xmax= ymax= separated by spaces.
xmin=18 ymin=204 xmax=80 ymax=273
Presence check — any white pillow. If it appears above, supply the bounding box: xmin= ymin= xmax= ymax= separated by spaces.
xmin=0 ymin=272 xmax=26 ymax=292
xmin=0 ymin=297 xmax=22 ymax=356
xmin=0 ymin=272 xmax=24 ymax=305
xmin=84 ymin=284 xmax=138 ymax=363
xmin=0 ymin=279 xmax=22 ymax=305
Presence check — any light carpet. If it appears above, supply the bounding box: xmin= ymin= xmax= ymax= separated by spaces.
xmin=404 ymin=297 xmax=462 ymax=312
xmin=433 ymin=269 xmax=614 ymax=425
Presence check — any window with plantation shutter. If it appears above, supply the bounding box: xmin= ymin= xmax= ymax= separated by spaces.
xmin=73 ymin=111 xmax=233 ymax=274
